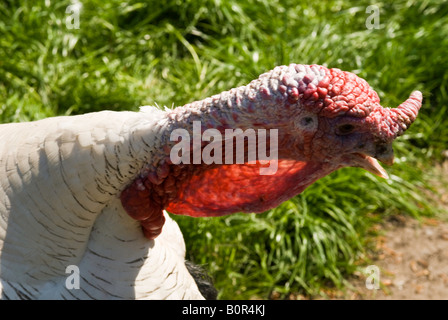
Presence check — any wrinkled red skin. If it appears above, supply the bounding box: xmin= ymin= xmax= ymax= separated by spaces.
xmin=120 ymin=159 xmax=338 ymax=240
xmin=120 ymin=64 xmax=419 ymax=239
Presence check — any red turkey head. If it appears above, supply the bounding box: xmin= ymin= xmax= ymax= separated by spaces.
xmin=121 ymin=64 xmax=423 ymax=239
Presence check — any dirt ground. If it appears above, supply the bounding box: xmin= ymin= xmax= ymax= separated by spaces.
xmin=345 ymin=215 xmax=448 ymax=299
xmin=344 ymin=161 xmax=448 ymax=300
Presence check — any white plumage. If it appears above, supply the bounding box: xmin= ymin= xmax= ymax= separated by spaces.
xmin=0 ymin=108 xmax=204 ymax=299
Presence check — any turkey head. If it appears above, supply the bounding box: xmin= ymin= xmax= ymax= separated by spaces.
xmin=120 ymin=64 xmax=423 ymax=239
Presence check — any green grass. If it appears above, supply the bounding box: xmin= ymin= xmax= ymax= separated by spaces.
xmin=1 ymin=0 xmax=447 ymax=299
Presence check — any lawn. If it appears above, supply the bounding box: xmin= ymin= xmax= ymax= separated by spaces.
xmin=1 ymin=0 xmax=447 ymax=299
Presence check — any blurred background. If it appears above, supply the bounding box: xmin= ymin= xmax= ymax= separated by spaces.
xmin=0 ymin=0 xmax=447 ymax=299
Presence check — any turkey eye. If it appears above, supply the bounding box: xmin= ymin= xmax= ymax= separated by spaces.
xmin=337 ymin=124 xmax=355 ymax=135
xmin=300 ymin=117 xmax=314 ymax=126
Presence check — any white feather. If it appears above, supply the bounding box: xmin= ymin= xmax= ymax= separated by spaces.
xmin=0 ymin=109 xmax=204 ymax=300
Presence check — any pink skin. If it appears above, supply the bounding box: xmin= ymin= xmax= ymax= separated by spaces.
xmin=120 ymin=64 xmax=423 ymax=239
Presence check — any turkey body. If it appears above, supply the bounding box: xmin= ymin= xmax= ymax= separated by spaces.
xmin=0 ymin=110 xmax=205 ymax=299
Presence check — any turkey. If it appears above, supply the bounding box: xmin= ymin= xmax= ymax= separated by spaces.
xmin=0 ymin=64 xmax=422 ymax=299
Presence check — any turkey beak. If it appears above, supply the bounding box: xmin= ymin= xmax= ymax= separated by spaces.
xmin=355 ymin=154 xmax=390 ymax=179
xmin=374 ymin=143 xmax=395 ymax=166
xmin=354 ymin=143 xmax=394 ymax=179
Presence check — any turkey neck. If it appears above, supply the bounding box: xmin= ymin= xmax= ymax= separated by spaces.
xmin=157 ymin=69 xmax=305 ymax=163
xmin=121 ymin=74 xmax=296 ymax=239
xmin=167 ymin=86 xmax=284 ymax=132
